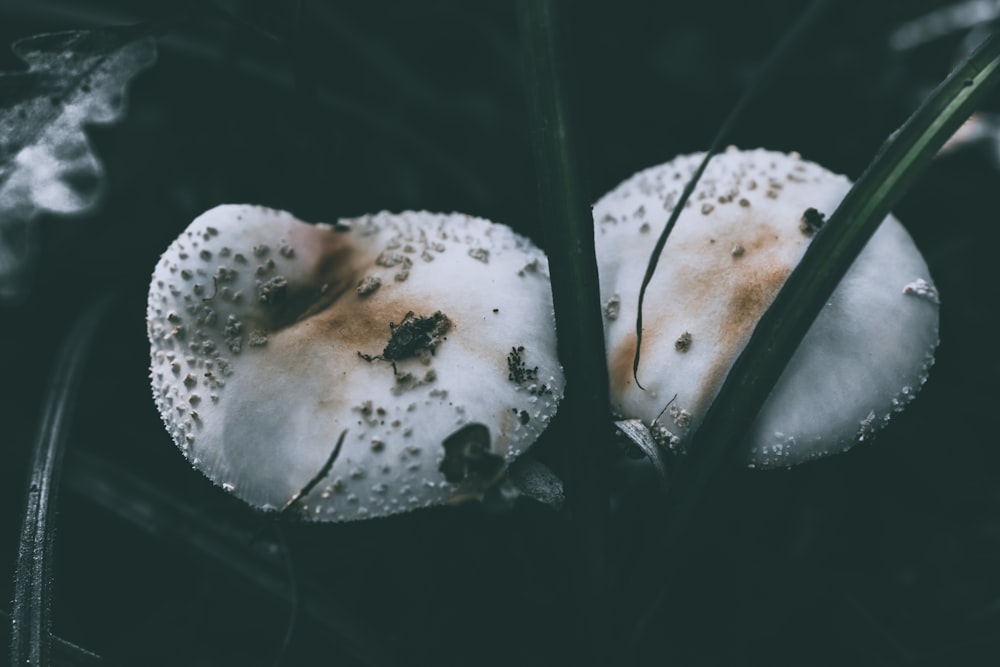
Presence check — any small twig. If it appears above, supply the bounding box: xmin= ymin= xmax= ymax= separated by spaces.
xmin=654 ymin=393 xmax=678 ymax=425
xmin=279 ymin=430 xmax=347 ymax=513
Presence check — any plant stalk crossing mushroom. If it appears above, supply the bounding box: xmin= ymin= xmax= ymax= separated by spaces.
xmin=595 ymin=148 xmax=940 ymax=467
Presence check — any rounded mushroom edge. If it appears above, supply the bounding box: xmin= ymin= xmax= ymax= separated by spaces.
xmin=595 ymin=147 xmax=940 ymax=469
xmin=147 ymin=205 xmax=565 ymax=521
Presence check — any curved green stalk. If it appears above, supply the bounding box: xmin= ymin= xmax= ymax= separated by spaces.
xmin=632 ymin=0 xmax=833 ymax=388
xmin=632 ymin=28 xmax=1000 ymax=651
xmin=10 ymin=295 xmax=114 ymax=666
xmin=682 ymin=29 xmax=1000 ymax=537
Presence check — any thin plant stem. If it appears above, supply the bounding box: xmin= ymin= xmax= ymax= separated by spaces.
xmin=0 ymin=607 xmax=102 ymax=665
xmin=9 ymin=294 xmax=114 ymax=666
xmin=517 ymin=0 xmax=611 ymax=662
xmin=631 ymin=0 xmax=833 ymax=388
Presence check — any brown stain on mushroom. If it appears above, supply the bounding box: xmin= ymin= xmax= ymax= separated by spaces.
xmin=696 ymin=263 xmax=791 ymax=402
xmin=311 ymin=293 xmax=447 ymax=358
xmin=259 ymin=225 xmax=459 ymax=363
xmin=610 ymin=332 xmax=638 ymax=395
xmin=701 ymin=222 xmax=798 ymax=403
xmin=609 ymin=219 xmax=797 ymax=415
xmin=228 ymin=287 xmax=450 ymax=499
xmin=265 ymin=228 xmax=362 ymax=330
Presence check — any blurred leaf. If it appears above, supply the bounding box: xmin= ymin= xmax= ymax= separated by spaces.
xmin=507 ymin=457 xmax=565 ymax=509
xmin=0 ymin=27 xmax=156 ymax=300
xmin=64 ymin=448 xmax=403 ymax=667
xmin=613 ymin=420 xmax=670 ymax=493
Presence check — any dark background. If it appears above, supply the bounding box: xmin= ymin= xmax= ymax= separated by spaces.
xmin=1 ymin=1 xmax=998 ymax=665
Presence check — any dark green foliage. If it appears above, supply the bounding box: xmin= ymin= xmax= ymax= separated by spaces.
xmin=1 ymin=2 xmax=999 ymax=666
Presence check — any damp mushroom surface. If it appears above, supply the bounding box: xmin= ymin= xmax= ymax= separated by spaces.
xmin=595 ymin=148 xmax=940 ymax=468
xmin=147 ymin=205 xmax=564 ymax=520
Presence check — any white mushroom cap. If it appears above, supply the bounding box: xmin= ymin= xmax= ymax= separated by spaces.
xmin=147 ymin=205 xmax=564 ymax=520
xmin=595 ymin=148 xmax=939 ymax=468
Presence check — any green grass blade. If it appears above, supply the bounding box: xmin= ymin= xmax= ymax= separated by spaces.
xmin=9 ymin=295 xmax=114 ymax=666
xmin=517 ymin=0 xmax=611 ymax=661
xmin=628 ymin=27 xmax=1000 ymax=653
xmin=676 ymin=29 xmax=1000 ymax=534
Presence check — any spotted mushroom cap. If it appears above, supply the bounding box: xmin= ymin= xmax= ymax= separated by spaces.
xmin=595 ymin=148 xmax=939 ymax=468
xmin=147 ymin=205 xmax=564 ymax=520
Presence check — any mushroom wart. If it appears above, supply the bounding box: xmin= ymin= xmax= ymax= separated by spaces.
xmin=147 ymin=206 xmax=564 ymax=520
xmin=595 ymin=148 xmax=939 ymax=467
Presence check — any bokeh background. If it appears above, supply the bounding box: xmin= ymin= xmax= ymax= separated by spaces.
xmin=1 ymin=1 xmax=998 ymax=665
